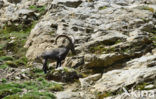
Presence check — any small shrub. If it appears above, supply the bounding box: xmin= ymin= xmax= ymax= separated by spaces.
xmin=1 ymin=78 xmax=7 ymax=83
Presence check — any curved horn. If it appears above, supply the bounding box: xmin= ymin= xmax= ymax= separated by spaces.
xmin=55 ymin=34 xmax=76 ymax=55
xmin=55 ymin=34 xmax=73 ymax=45
xmin=69 ymin=34 xmax=75 ymax=44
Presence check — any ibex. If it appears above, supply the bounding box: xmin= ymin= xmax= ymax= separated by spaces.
xmin=37 ymin=35 xmax=76 ymax=73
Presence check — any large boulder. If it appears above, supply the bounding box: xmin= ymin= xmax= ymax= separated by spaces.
xmin=84 ymin=53 xmax=126 ymax=68
xmin=79 ymin=73 xmax=102 ymax=89
xmin=46 ymin=67 xmax=82 ymax=82
xmin=92 ymin=67 xmax=156 ymax=93
xmin=91 ymin=53 xmax=156 ymax=93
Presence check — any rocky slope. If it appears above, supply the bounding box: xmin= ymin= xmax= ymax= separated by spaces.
xmin=0 ymin=0 xmax=156 ymax=99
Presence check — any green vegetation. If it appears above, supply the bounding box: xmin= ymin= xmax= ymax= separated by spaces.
xmin=0 ymin=56 xmax=28 ymax=68
xmin=88 ymin=40 xmax=122 ymax=54
xmin=151 ymin=34 xmax=156 ymax=46
xmin=0 ymin=56 xmax=13 ymax=61
xmin=95 ymin=91 xmax=113 ymax=99
xmin=1 ymin=78 xmax=7 ymax=83
xmin=135 ymin=81 xmax=156 ymax=90
xmin=0 ymin=64 xmax=8 ymax=69
xmin=0 ymin=20 xmax=37 ymax=69
xmin=138 ymin=6 xmax=154 ymax=13
xmin=28 ymin=67 xmax=45 ymax=79
xmin=89 ymin=44 xmax=115 ymax=54
xmin=29 ymin=5 xmax=46 ymax=15
xmin=4 ymin=91 xmax=55 ymax=99
xmin=0 ymin=78 xmax=63 ymax=98
xmin=98 ymin=6 xmax=107 ymax=10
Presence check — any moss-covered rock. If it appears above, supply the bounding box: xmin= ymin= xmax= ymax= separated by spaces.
xmin=46 ymin=67 xmax=82 ymax=82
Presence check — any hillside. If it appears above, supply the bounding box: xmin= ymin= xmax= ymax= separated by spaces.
xmin=0 ymin=0 xmax=156 ymax=99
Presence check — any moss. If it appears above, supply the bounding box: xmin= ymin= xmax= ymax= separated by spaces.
xmin=99 ymin=6 xmax=107 ymax=10
xmin=89 ymin=44 xmax=115 ymax=54
xmin=151 ymin=35 xmax=156 ymax=46
xmin=48 ymin=83 xmax=64 ymax=91
xmin=138 ymin=6 xmax=154 ymax=13
xmin=88 ymin=39 xmax=123 ymax=54
xmin=96 ymin=91 xmax=113 ymax=99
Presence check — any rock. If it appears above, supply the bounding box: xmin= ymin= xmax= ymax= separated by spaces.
xmin=46 ymin=67 xmax=82 ymax=82
xmin=145 ymin=84 xmax=155 ymax=89
xmin=84 ymin=53 xmax=126 ymax=68
xmin=125 ymin=54 xmax=156 ymax=69
xmin=52 ymin=0 xmax=82 ymax=8
xmin=105 ymin=89 xmax=156 ymax=99
xmin=63 ymin=56 xmax=84 ymax=68
xmin=56 ymin=91 xmax=82 ymax=99
xmin=79 ymin=73 xmax=102 ymax=89
xmin=92 ymin=66 xmax=156 ymax=93
xmin=91 ymin=53 xmax=156 ymax=94
xmin=24 ymin=20 xmax=55 ymax=60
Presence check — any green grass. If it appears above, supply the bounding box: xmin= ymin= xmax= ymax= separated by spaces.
xmin=0 ymin=78 xmax=62 ymax=98
xmin=0 ymin=83 xmax=23 ymax=98
xmin=0 ymin=64 xmax=8 ymax=69
xmin=0 ymin=56 xmax=13 ymax=61
xmin=151 ymin=35 xmax=156 ymax=46
xmin=1 ymin=78 xmax=7 ymax=83
xmin=0 ymin=56 xmax=28 ymax=68
xmin=29 ymin=5 xmax=46 ymax=16
xmin=3 ymin=91 xmax=55 ymax=99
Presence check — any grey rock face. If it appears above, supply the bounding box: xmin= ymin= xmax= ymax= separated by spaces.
xmin=0 ymin=0 xmax=156 ymax=98
xmin=91 ymin=53 xmax=156 ymax=93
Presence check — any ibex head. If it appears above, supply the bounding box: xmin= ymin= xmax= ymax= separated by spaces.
xmin=55 ymin=34 xmax=76 ymax=55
